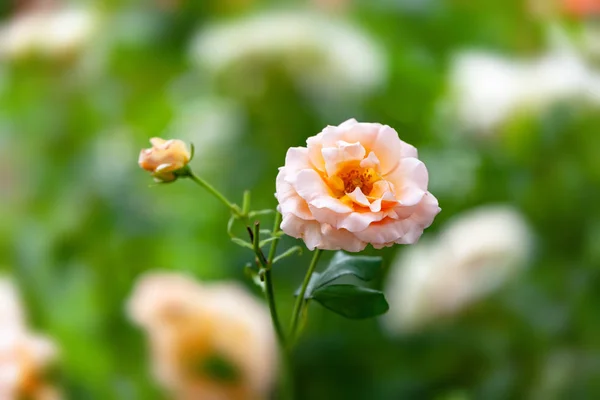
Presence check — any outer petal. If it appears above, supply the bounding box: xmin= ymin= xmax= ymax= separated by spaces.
xmin=275 ymin=170 xmax=314 ymax=220
xmin=319 ymin=120 xmax=382 ymax=150
xmin=319 ymin=223 xmax=367 ymax=252
xmin=280 ymin=213 xmax=366 ymax=252
xmin=385 ymin=158 xmax=429 ymax=206
xmin=280 ymin=214 xmax=323 ymax=250
xmin=288 ymin=169 xmax=333 ymax=203
xmin=370 ymin=125 xmax=417 ymax=175
xmin=283 ymin=147 xmax=311 ymax=172
xmin=354 ymin=192 xmax=440 ymax=245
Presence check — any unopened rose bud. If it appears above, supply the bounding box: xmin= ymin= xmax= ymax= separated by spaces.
xmin=138 ymin=138 xmax=191 ymax=182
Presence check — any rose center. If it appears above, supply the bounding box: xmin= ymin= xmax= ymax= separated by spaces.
xmin=334 ymin=164 xmax=379 ymax=195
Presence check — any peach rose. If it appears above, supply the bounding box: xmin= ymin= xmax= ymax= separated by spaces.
xmin=563 ymin=0 xmax=600 ymax=16
xmin=275 ymin=119 xmax=440 ymax=251
xmin=0 ymin=278 xmax=60 ymax=400
xmin=127 ymin=272 xmax=277 ymax=400
xmin=138 ymin=138 xmax=191 ymax=182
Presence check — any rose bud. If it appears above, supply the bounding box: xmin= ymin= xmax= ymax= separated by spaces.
xmin=138 ymin=138 xmax=191 ymax=182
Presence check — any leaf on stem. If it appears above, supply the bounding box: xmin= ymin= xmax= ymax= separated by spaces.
xmin=231 ymin=237 xmax=254 ymax=250
xmin=315 ymin=251 xmax=382 ymax=289
xmin=310 ymin=284 xmax=389 ymax=319
xmin=259 ymin=237 xmax=279 ymax=247
xmin=298 ymin=251 xmax=382 ymax=299
xmin=248 ymin=209 xmax=276 ymax=218
xmin=227 ymin=215 xmax=236 ymax=238
xmin=272 ymin=246 xmax=303 ymax=264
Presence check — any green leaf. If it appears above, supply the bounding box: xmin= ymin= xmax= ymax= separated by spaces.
xmin=259 ymin=237 xmax=279 ymax=247
xmin=310 ymin=284 xmax=389 ymax=319
xmin=311 ymin=251 xmax=382 ymax=294
xmin=248 ymin=209 xmax=275 ymax=218
xmin=226 ymin=215 xmax=236 ymax=238
xmin=189 ymin=142 xmax=195 ymax=161
xmin=273 ymin=246 xmax=302 ymax=264
xmin=294 ymin=272 xmax=321 ymax=297
xmin=230 ymin=237 xmax=254 ymax=250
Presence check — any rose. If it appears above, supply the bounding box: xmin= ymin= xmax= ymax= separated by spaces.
xmin=275 ymin=119 xmax=440 ymax=252
xmin=138 ymin=138 xmax=191 ymax=182
xmin=127 ymin=272 xmax=276 ymax=400
xmin=0 ymin=278 xmax=59 ymax=400
xmin=382 ymin=205 xmax=532 ymax=333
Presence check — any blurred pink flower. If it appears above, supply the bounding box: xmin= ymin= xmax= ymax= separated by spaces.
xmin=275 ymin=119 xmax=440 ymax=252
xmin=138 ymin=138 xmax=191 ymax=182
xmin=563 ymin=0 xmax=600 ymax=16
xmin=127 ymin=272 xmax=277 ymax=400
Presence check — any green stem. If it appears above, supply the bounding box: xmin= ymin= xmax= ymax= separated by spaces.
xmin=258 ymin=213 xmax=292 ymax=399
xmin=263 ymin=269 xmax=285 ymax=344
xmin=289 ymin=249 xmax=322 ymax=346
xmin=188 ymin=171 xmax=237 ymax=213
xmin=267 ymin=213 xmax=282 ymax=264
xmin=262 ymin=213 xmax=286 ymax=345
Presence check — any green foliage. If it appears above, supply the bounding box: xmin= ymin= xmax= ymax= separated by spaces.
xmin=312 ymin=252 xmax=382 ymax=291
xmin=1 ymin=0 xmax=599 ymax=398
xmin=298 ymin=251 xmax=388 ymax=319
xmin=311 ymin=285 xmax=389 ymax=319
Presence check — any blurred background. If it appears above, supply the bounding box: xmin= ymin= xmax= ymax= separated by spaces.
xmin=1 ymin=0 xmax=600 ymax=398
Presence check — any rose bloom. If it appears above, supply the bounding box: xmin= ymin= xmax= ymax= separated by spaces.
xmin=0 ymin=278 xmax=60 ymax=400
xmin=382 ymin=205 xmax=533 ymax=333
xmin=275 ymin=119 xmax=440 ymax=252
xmin=562 ymin=0 xmax=600 ymax=16
xmin=127 ymin=272 xmax=276 ymax=400
xmin=138 ymin=138 xmax=191 ymax=182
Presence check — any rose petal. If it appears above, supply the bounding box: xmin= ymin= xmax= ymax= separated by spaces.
xmin=276 ymin=171 xmax=314 ymax=220
xmin=385 ymin=158 xmax=429 ymax=206
xmin=319 ymin=121 xmax=382 ymax=150
xmin=321 ymin=141 xmax=366 ymax=176
xmin=284 ymin=147 xmax=311 ymax=172
xmin=354 ymin=192 xmax=440 ymax=245
xmin=370 ymin=125 xmax=417 ymax=175
xmin=359 ymin=152 xmax=380 ymax=169
xmin=280 ymin=214 xmax=366 ymax=251
xmin=288 ymin=169 xmax=332 ymax=203
xmin=346 ymin=187 xmax=370 ymax=207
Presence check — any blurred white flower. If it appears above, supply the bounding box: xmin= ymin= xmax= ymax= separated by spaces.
xmin=383 ymin=206 xmax=533 ymax=333
xmin=166 ymin=97 xmax=243 ymax=171
xmin=127 ymin=272 xmax=277 ymax=400
xmin=0 ymin=277 xmax=24 ymax=328
xmin=448 ymin=39 xmax=600 ymax=132
xmin=0 ymin=7 xmax=98 ymax=60
xmin=190 ymin=10 xmax=386 ymax=98
xmin=0 ymin=278 xmax=60 ymax=400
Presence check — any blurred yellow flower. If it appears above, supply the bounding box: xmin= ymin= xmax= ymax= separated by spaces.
xmin=127 ymin=272 xmax=277 ymax=400
xmin=275 ymin=118 xmax=440 ymax=252
xmin=138 ymin=138 xmax=191 ymax=183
